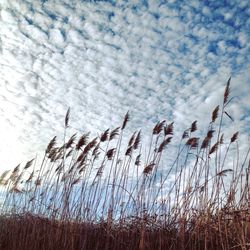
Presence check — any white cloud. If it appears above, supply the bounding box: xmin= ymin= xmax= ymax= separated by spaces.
xmin=0 ymin=0 xmax=249 ymax=175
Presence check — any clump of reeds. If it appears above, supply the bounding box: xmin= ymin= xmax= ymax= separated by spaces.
xmin=0 ymin=78 xmax=249 ymax=250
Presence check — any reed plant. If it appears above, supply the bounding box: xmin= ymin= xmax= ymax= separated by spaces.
xmin=0 ymin=78 xmax=249 ymax=249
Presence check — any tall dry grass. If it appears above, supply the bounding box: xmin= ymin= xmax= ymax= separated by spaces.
xmin=0 ymin=78 xmax=249 ymax=250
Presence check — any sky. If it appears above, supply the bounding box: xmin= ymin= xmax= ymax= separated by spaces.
xmin=0 ymin=0 xmax=249 ymax=172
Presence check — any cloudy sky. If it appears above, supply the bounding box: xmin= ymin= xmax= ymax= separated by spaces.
xmin=0 ymin=0 xmax=249 ymax=172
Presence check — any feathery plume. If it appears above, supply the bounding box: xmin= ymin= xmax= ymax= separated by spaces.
xmin=24 ymin=159 xmax=35 ymax=169
xmin=128 ymin=132 xmax=136 ymax=147
xmin=224 ymin=77 xmax=231 ymax=104
xmin=122 ymin=111 xmax=129 ymax=130
xmin=153 ymin=120 xmax=165 ymax=135
xmin=110 ymin=127 xmax=120 ymax=140
xmin=212 ymin=105 xmax=219 ymax=122
xmin=164 ymin=122 xmax=174 ymax=136
xmin=125 ymin=146 xmax=133 ymax=157
xmin=217 ymin=169 xmax=233 ymax=176
xmin=209 ymin=142 xmax=219 ymax=155
xmin=100 ymin=129 xmax=109 ymax=142
xmin=158 ymin=137 xmax=172 ymax=153
xmin=201 ymin=137 xmax=210 ymax=149
xmin=143 ymin=163 xmax=155 ymax=175
xmin=133 ymin=131 xmax=141 ymax=150
xmin=83 ymin=137 xmax=98 ymax=154
xmin=182 ymin=129 xmax=189 ymax=139
xmin=106 ymin=148 xmax=116 ymax=160
xmin=0 ymin=170 xmax=10 ymax=185
xmin=65 ymin=108 xmax=70 ymax=128
xmin=190 ymin=121 xmax=197 ymax=132
xmin=65 ymin=133 xmax=77 ymax=149
xmin=76 ymin=133 xmax=89 ymax=150
xmin=186 ymin=137 xmax=199 ymax=149
xmin=46 ymin=136 xmax=57 ymax=154
xmin=230 ymin=132 xmax=239 ymax=143
xmin=135 ymin=154 xmax=141 ymax=166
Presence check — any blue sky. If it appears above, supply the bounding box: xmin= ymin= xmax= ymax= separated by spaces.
xmin=0 ymin=0 xmax=249 ymax=171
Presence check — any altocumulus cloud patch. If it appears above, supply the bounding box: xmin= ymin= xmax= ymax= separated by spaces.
xmin=0 ymin=0 xmax=249 ymax=171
